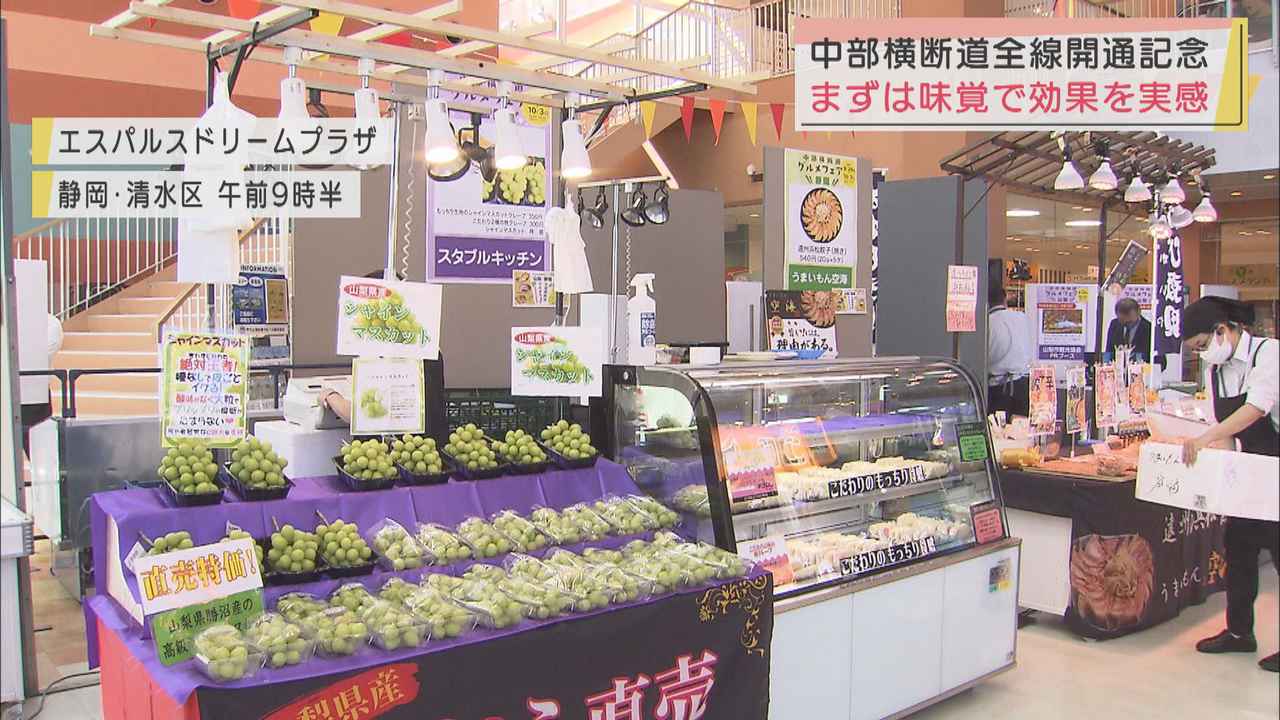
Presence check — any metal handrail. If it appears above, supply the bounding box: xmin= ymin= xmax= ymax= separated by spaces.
xmin=16 ymin=369 xmax=68 ymax=414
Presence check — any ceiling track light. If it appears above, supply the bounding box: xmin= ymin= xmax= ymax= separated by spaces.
xmin=1088 ymin=139 xmax=1118 ymax=191
xmin=1123 ymin=161 xmax=1152 ymax=203
xmin=1053 ymin=140 xmax=1085 ymax=191
xmin=1161 ymin=163 xmax=1186 ymax=204
xmin=560 ymin=95 xmax=592 ymax=180
xmin=493 ymin=81 xmax=527 ymax=172
xmin=424 ymin=69 xmax=461 ymax=166
xmin=278 ymin=46 xmax=309 ymax=121
xmin=1193 ymin=181 xmax=1218 ymax=223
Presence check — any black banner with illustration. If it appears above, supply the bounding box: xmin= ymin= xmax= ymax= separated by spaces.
xmin=1002 ymin=471 xmax=1226 ymax=640
xmin=196 ymin=574 xmax=773 ymax=720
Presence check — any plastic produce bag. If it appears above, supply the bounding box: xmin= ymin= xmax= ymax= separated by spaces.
xmin=490 ymin=510 xmax=551 ymax=553
xmin=456 ymin=516 xmax=513 ymax=559
xmin=416 ymin=523 xmax=473 ymax=565
xmin=546 ymin=206 xmax=593 ymax=294
xmin=369 ymin=519 xmax=427 ymax=571
xmin=193 ymin=624 xmax=264 ymax=682
xmin=402 ymin=586 xmax=476 ymax=640
xmin=246 ymin=613 xmax=314 ymax=669
xmin=276 ymin=592 xmax=327 ymax=624
xmin=360 ymin=599 xmax=427 ymax=650
xmin=329 ymin=582 xmax=377 ymax=614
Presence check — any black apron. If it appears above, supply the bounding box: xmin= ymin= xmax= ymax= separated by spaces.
xmin=1212 ymin=337 xmax=1280 ymax=457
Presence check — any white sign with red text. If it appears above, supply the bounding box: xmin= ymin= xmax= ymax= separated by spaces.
xmin=132 ymin=537 xmax=263 ymax=616
xmin=335 ymin=276 xmax=442 ymax=360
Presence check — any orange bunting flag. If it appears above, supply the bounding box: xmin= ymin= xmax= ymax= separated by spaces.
xmin=770 ymin=103 xmax=785 ymax=141
xmin=740 ymin=101 xmax=759 ymax=146
xmin=680 ymin=96 xmax=695 ymax=142
xmin=708 ymin=99 xmax=726 ymax=145
xmin=310 ymin=11 xmax=344 ymax=36
xmin=227 ymin=0 xmax=261 ymax=20
xmin=381 ymin=30 xmax=413 ymax=47
xmin=640 ymin=101 xmax=657 ymax=138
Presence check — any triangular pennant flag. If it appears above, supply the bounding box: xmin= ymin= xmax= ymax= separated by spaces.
xmin=770 ymin=103 xmax=785 ymax=141
xmin=680 ymin=96 xmax=695 ymax=142
xmin=640 ymin=101 xmax=657 ymax=139
xmin=381 ymin=30 xmax=413 ymax=47
xmin=227 ymin=0 xmax=262 ymax=20
xmin=310 ymin=11 xmax=344 ymax=36
xmin=146 ymin=17 xmax=156 ymax=30
xmin=740 ymin=102 xmax=759 ymax=146
xmin=708 ymin=99 xmax=726 ymax=145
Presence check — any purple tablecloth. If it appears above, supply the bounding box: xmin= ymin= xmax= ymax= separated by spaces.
xmin=86 ymin=462 xmax=646 ymax=669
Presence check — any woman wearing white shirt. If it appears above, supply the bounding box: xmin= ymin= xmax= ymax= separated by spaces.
xmin=1179 ymin=297 xmax=1279 ymax=673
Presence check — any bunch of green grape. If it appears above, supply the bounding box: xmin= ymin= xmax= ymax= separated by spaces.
xmin=462 ymin=563 xmax=507 ymax=583
xmin=359 ymin=389 xmax=387 ymax=419
xmin=451 ymin=577 xmax=527 ymax=629
xmin=505 ymin=553 xmax=560 ymax=584
xmin=457 ymin=517 xmax=512 ymax=559
xmin=491 ymin=510 xmax=549 ymax=553
xmin=276 ymin=593 xmax=327 ymax=625
xmin=444 ymin=425 xmax=499 ymax=472
xmin=528 ymin=507 xmax=583 ymax=545
xmin=492 ymin=429 xmax=547 ymax=467
xmin=146 ymin=530 xmax=193 ymax=557
xmin=300 ymin=607 xmax=368 ymax=657
xmin=523 ymin=160 xmax=546 ymax=205
xmin=390 ymin=434 xmax=444 ymax=476
xmin=361 ymin=600 xmax=426 ymax=650
xmin=593 ymin=497 xmax=659 ymax=535
xmin=481 ymin=177 xmax=495 ymax=202
xmin=626 ymin=495 xmax=681 ymax=529
xmin=266 ymin=524 xmax=320 ymax=575
xmin=317 ymin=518 xmax=373 ymax=568
xmin=339 ymin=439 xmax=397 ymax=483
xmin=540 ymin=421 xmax=597 ymax=461
xmin=403 ymin=586 xmax=474 ymax=639
xmin=548 ymin=567 xmax=616 ymax=611
xmin=329 ymin=583 xmax=377 ymax=614
xmin=496 ymin=166 xmax=529 ymax=204
xmin=378 ymin=577 xmax=417 ymax=606
xmin=497 ymin=575 xmax=576 ymax=618
xmin=194 ymin=624 xmax=261 ymax=682
xmin=229 ymin=436 xmax=288 ymax=489
xmin=421 ymin=572 xmax=464 ymax=595
xmin=371 ymin=521 xmax=426 ymax=571
xmin=222 ymin=525 xmax=264 ymax=566
xmin=416 ymin=524 xmax=473 ymax=565
xmin=245 ymin=613 xmax=312 ymax=669
xmin=158 ymin=442 xmax=220 ymax=496
xmin=560 ymin=503 xmax=612 ymax=540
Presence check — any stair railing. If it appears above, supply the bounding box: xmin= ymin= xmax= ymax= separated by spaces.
xmin=10 ymin=216 xmax=178 ymax=321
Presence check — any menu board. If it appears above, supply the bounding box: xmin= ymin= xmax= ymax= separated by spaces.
xmin=783 ymin=149 xmax=857 ymax=291
xmin=161 ymin=333 xmax=249 ymax=447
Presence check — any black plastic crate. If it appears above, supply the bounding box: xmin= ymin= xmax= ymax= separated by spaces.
xmin=445 ymin=390 xmax=566 ymax=439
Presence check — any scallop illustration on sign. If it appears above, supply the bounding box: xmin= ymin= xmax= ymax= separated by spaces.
xmin=800 ymin=188 xmax=843 ymax=243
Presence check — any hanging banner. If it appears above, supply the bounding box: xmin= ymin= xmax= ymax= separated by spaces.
xmin=231 ymin=263 xmax=291 ymax=367
xmin=1153 ymin=234 xmax=1186 ymax=356
xmin=945 ymin=264 xmax=979 ymax=333
xmin=784 ymin=149 xmax=858 ymax=291
xmin=1065 ymin=365 xmax=1088 ymax=437
xmin=161 ymin=333 xmax=249 ymax=448
xmin=794 ymin=18 xmax=1250 ymax=131
xmin=428 ymin=103 xmax=551 ymax=283
xmin=1102 ymin=239 xmax=1150 ymax=292
xmin=1029 ymin=365 xmax=1058 ymax=436
xmin=870 ymin=170 xmax=883 ymax=350
xmin=350 ymin=357 xmax=426 ymax=436
xmin=511 ymin=327 xmax=604 ymax=398
xmin=336 ymin=276 xmax=442 ymax=360
xmin=1035 ymin=284 xmax=1090 ymax=361
xmin=765 ymin=290 xmax=838 ymax=358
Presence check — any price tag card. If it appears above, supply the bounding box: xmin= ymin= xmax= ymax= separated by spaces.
xmin=737 ymin=536 xmax=795 ymax=587
xmin=150 ymin=589 xmax=264 ymax=666
xmin=336 ymin=276 xmax=442 ymax=360
xmin=161 ymin=333 xmax=249 ymax=448
xmin=132 ymin=536 xmax=263 ymax=616
xmin=510 ymin=326 xmax=604 ymax=397
xmin=350 ymin=357 xmax=425 ymax=436
xmin=955 ymin=422 xmax=989 ymax=463
xmin=839 ymin=537 xmax=937 ymax=577
xmin=970 ymin=501 xmax=1005 ymax=544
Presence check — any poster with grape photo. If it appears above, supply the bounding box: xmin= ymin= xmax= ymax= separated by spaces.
xmin=428 ymin=100 xmax=553 ymax=283
xmin=350 ymin=357 xmax=425 ymax=436
xmin=335 ymin=276 xmax=442 ymax=360
xmin=510 ymin=326 xmax=604 ymax=398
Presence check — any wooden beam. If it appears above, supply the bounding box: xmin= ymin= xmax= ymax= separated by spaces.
xmin=206 ymin=7 xmax=301 ymax=45
xmin=519 ymin=56 xmax=712 ymax=98
xmin=122 ymin=5 xmax=626 ymax=99
xmin=518 ymin=36 xmax=636 ymax=71
xmin=262 ymin=0 xmax=758 ymax=94
xmin=347 ymin=1 xmax=460 ymax=41
xmin=439 ymin=19 xmax=557 ymax=58
xmin=101 ymin=0 xmax=175 ymax=29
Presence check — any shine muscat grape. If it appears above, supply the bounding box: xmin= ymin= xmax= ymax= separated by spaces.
xmin=146 ymin=531 xmax=194 ymax=557
xmin=540 ymin=421 xmax=597 ymax=461
xmin=444 ymin=424 xmax=499 ymax=472
xmin=245 ymin=613 xmax=312 ymax=669
xmin=317 ymin=518 xmax=373 ymax=568
xmin=361 ymin=600 xmax=426 ymax=650
xmin=158 ymin=442 xmax=220 ymax=495
xmin=194 ymin=624 xmax=260 ymax=682
xmin=456 ymin=517 xmax=512 ymax=559
xmin=491 ymin=510 xmax=549 ymax=552
xmin=266 ymin=524 xmax=320 ymax=575
xmin=339 ymin=439 xmax=397 ymax=483
xmin=301 ymin=607 xmax=368 ymax=657
xmin=403 ymin=586 xmax=473 ymax=639
xmin=371 ymin=522 xmax=425 ymax=570
xmin=492 ymin=429 xmax=547 ymax=467
xmin=416 ymin=524 xmax=473 ymax=565
xmin=389 ymin=434 xmax=444 ymax=476
xmin=229 ymin=436 xmax=289 ymax=489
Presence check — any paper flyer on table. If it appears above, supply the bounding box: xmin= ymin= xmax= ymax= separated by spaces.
xmin=510 ymin=326 xmax=603 ymax=397
xmin=336 ymin=275 xmax=442 ymax=360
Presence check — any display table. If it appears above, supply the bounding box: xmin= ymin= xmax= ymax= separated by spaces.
xmin=87 ymin=461 xmax=775 ymax=719
xmin=1002 ymin=467 xmax=1226 ymax=639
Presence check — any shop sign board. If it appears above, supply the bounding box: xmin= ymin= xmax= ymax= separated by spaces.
xmin=1065 ymin=366 xmax=1088 ymax=436
xmin=336 ymin=276 xmax=442 ymax=360
xmin=1153 ymin=234 xmax=1186 ymax=356
xmin=1034 ymin=284 xmax=1090 ymax=361
xmin=132 ymin=536 xmax=263 ymax=616
xmin=764 ymin=290 xmax=839 ymax=358
xmin=150 ymin=589 xmax=264 ymax=667
xmin=510 ymin=326 xmax=604 ymax=397
xmin=839 ymin=537 xmax=936 ymax=577
xmin=945 ymin=264 xmax=978 ymax=333
xmin=783 ymin=149 xmax=858 ymax=291
xmin=232 ymin=264 xmax=291 ymax=367
xmin=1029 ymin=365 xmax=1058 ymax=436
xmin=794 ymin=18 xmax=1250 ymax=131
xmin=161 ymin=333 xmax=249 ymax=448
xmin=428 ymin=102 xmax=552 ymax=283
xmin=350 ymin=358 xmax=425 ymax=436
xmin=956 ymin=421 xmax=990 ymax=463
xmin=1137 ymin=442 xmax=1279 ymax=521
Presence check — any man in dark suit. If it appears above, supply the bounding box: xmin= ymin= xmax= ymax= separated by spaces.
xmin=1105 ymin=297 xmax=1153 ymax=363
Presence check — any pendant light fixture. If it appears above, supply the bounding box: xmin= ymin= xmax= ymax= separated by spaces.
xmin=1161 ymin=165 xmax=1186 ymax=204
xmin=424 ymin=70 xmax=460 ymax=166
xmin=584 ymin=187 xmax=608 ymax=229
xmin=278 ymin=47 xmax=309 ymax=121
xmin=493 ymin=82 xmax=526 ymax=172
xmin=1192 ymin=182 xmax=1218 ymax=223
xmin=353 ymin=58 xmax=380 ymax=171
xmin=1088 ymin=140 xmax=1118 ymax=191
xmin=1053 ymin=141 xmax=1085 ymax=190
xmin=643 ymin=183 xmax=670 ymax=224
xmin=1148 ymin=197 xmax=1173 ymax=241
xmin=561 ymin=95 xmax=592 ymax=180
xmin=1123 ymin=174 xmax=1152 ymax=203
xmin=1169 ymin=204 xmax=1194 ymax=229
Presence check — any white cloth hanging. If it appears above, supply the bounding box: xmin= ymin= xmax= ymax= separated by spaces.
xmin=546 ymin=206 xmax=593 ymax=294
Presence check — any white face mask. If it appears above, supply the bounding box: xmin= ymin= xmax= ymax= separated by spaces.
xmin=1198 ymin=332 xmax=1234 ymax=365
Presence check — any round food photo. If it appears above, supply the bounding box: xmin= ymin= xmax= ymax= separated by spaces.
xmin=800 ymin=188 xmax=843 ymax=243
xmin=1069 ymin=533 xmax=1155 ymax=632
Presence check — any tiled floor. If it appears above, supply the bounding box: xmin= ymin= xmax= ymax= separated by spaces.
xmin=13 ymin=554 xmax=1279 ymax=719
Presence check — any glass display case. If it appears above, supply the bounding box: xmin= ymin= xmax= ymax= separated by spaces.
xmin=609 ymin=357 xmax=1006 ymax=599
